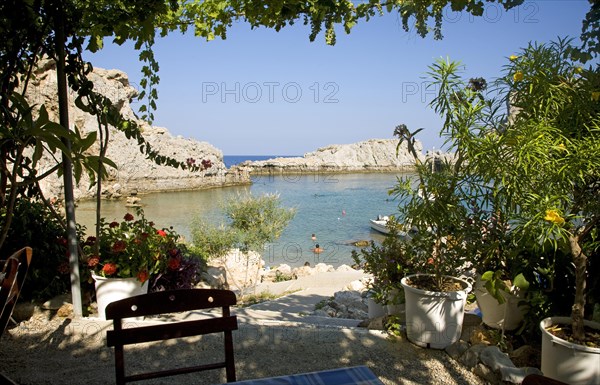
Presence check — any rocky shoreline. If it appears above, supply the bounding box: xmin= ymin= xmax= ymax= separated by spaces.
xmin=237 ymin=139 xmax=423 ymax=174
xmin=29 ymin=61 xmax=456 ymax=202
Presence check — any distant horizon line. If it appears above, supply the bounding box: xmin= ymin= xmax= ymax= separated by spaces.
xmin=222 ymin=154 xmax=300 ymax=157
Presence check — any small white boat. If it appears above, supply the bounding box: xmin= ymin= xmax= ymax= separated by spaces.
xmin=370 ymin=216 xmax=391 ymax=235
xmin=369 ymin=215 xmax=411 ymax=238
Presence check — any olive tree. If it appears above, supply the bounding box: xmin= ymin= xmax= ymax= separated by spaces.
xmin=192 ymin=193 xmax=295 ymax=297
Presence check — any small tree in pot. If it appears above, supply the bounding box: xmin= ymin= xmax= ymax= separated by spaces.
xmin=495 ymin=40 xmax=600 ymax=344
xmin=398 ymin=38 xmax=598 ymax=376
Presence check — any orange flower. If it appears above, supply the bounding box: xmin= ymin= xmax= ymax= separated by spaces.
xmin=157 ymin=229 xmax=167 ymax=237
xmin=137 ymin=270 xmax=149 ymax=283
xmin=102 ymin=263 xmax=118 ymax=276
xmin=87 ymin=255 xmax=100 ymax=267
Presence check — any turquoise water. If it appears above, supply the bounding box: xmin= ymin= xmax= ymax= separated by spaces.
xmin=223 ymin=155 xmax=299 ymax=168
xmin=76 ymin=172 xmax=412 ymax=267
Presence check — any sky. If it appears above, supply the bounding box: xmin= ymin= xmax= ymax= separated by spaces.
xmin=84 ymin=1 xmax=596 ymax=156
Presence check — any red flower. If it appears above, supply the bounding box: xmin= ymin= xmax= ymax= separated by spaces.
xmin=168 ymin=258 xmax=180 ymax=270
xmin=102 ymin=263 xmax=118 ymax=276
xmin=168 ymin=248 xmax=179 ymax=257
xmin=124 ymin=213 xmax=134 ymax=222
xmin=201 ymin=159 xmax=212 ymax=169
xmin=109 ymin=221 xmax=119 ymax=228
xmin=87 ymin=255 xmax=100 ymax=267
xmin=141 ymin=232 xmax=150 ymax=240
xmin=112 ymin=240 xmax=127 ymax=253
xmin=137 ymin=270 xmax=149 ymax=283
xmin=85 ymin=236 xmax=97 ymax=246
xmin=58 ymin=262 xmax=70 ymax=275
xmin=157 ymin=230 xmax=167 ymax=237
xmin=427 ymin=257 xmax=435 ymax=265
xmin=57 ymin=237 xmax=68 ymax=247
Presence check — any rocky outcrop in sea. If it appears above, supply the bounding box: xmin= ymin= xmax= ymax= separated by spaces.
xmin=238 ymin=139 xmax=427 ymax=174
xmin=27 ymin=59 xmax=250 ymax=201
xmin=26 ymin=61 xmax=453 ymax=200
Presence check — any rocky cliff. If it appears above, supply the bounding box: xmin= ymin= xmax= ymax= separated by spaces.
xmin=240 ymin=139 xmax=426 ymax=174
xmin=27 ymin=59 xmax=250 ymax=201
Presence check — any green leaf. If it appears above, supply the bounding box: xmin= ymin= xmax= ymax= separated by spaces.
xmin=78 ymin=131 xmax=98 ymax=152
xmin=513 ymin=273 xmax=530 ymax=291
xmin=481 ymin=271 xmax=494 ymax=281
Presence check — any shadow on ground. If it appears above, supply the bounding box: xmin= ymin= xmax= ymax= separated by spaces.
xmin=0 ymin=308 xmax=485 ymax=385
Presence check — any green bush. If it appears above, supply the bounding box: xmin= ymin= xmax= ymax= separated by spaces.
xmin=0 ymin=199 xmax=71 ymax=301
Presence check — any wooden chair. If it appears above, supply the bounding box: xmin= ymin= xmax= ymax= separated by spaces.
xmin=522 ymin=374 xmax=570 ymax=385
xmin=0 ymin=247 xmax=33 ymax=335
xmin=106 ymin=289 xmax=238 ymax=385
xmin=0 ymin=247 xmax=33 ymax=385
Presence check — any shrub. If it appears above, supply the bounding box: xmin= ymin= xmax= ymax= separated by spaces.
xmin=0 ymin=199 xmax=70 ymax=301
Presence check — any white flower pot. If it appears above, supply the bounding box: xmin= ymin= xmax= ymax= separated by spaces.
xmin=367 ymin=296 xmax=386 ymax=319
xmin=474 ymin=278 xmax=525 ymax=331
xmin=93 ymin=273 xmax=149 ymax=320
xmin=385 ymin=288 xmax=404 ymax=316
xmin=401 ymin=274 xmax=471 ymax=349
xmin=540 ymin=316 xmax=600 ymax=385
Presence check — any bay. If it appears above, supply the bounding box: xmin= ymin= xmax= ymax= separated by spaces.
xmin=223 ymin=155 xmax=299 ymax=168
xmin=76 ymin=172 xmax=412 ymax=268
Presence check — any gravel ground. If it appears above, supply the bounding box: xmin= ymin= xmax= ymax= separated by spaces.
xmin=0 ymin=310 xmax=486 ymax=385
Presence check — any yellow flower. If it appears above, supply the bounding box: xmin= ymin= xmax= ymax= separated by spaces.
xmin=544 ymin=210 xmax=565 ymax=226
xmin=592 ymin=91 xmax=600 ymax=102
xmin=509 ymin=55 xmax=519 ymax=61
xmin=575 ymin=67 xmax=583 ymax=74
xmin=513 ymin=71 xmax=524 ymax=82
xmin=558 ymin=143 xmax=566 ymax=151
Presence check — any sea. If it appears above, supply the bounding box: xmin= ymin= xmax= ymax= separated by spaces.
xmin=76 ymin=156 xmax=414 ymax=268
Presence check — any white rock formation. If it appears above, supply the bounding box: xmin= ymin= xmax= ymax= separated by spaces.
xmin=241 ymin=138 xmax=427 ymax=174
xmin=25 ymin=59 xmax=250 ymax=200
xmin=206 ymin=249 xmax=265 ymax=293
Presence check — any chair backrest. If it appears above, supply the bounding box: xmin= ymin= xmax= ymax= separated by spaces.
xmin=105 ymin=288 xmax=238 ymax=385
xmin=0 ymin=247 xmax=33 ymax=336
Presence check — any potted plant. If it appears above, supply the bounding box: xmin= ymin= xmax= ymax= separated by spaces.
xmin=468 ymin=207 xmax=530 ymax=331
xmin=405 ymin=39 xmax=599 ymax=382
xmin=81 ymin=208 xmax=183 ymax=319
xmin=494 ymin=41 xmax=600 ymax=384
xmin=391 ymin=124 xmax=475 ymax=349
xmin=351 ymin=221 xmax=410 ymax=317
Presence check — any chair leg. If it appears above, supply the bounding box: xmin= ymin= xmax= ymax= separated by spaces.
xmin=224 ymin=331 xmax=236 ymax=382
xmin=114 ymin=345 xmax=126 ymax=385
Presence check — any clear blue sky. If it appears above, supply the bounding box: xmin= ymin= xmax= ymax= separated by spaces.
xmin=84 ymin=1 xmax=595 ymax=155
